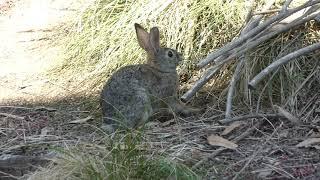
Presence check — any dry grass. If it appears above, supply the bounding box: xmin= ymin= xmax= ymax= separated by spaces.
xmin=51 ymin=0 xmax=248 ymax=92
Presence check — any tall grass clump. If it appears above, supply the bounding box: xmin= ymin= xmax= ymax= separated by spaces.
xmin=54 ymin=0 xmax=248 ymax=91
xmin=28 ymin=131 xmax=200 ymax=180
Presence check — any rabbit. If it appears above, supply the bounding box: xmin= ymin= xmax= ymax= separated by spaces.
xmin=100 ymin=23 xmax=199 ymax=133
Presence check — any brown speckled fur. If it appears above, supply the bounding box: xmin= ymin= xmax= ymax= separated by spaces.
xmin=100 ymin=24 xmax=198 ymax=132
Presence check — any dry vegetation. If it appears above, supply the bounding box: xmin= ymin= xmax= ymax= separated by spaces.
xmin=0 ymin=0 xmax=320 ymax=179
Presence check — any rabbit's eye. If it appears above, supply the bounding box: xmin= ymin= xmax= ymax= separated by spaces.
xmin=168 ymin=50 xmax=173 ymax=57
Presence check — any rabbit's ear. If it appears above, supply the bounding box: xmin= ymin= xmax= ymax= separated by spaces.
xmin=135 ymin=23 xmax=150 ymax=51
xmin=149 ymin=27 xmax=160 ymax=53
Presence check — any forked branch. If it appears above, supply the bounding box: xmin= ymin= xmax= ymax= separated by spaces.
xmin=182 ymin=1 xmax=319 ymax=102
xmin=196 ymin=0 xmax=320 ymax=68
xmin=248 ymin=42 xmax=320 ymax=89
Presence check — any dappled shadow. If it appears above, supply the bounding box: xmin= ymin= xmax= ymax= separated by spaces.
xmin=0 ymin=93 xmax=105 ymax=179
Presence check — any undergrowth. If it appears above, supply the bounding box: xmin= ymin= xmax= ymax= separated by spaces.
xmin=29 ymin=131 xmax=200 ymax=180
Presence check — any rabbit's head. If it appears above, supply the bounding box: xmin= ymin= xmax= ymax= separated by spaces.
xmin=135 ymin=23 xmax=182 ymax=73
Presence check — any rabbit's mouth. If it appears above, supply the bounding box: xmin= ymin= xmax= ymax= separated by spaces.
xmin=159 ymin=65 xmax=178 ymax=73
xmin=155 ymin=63 xmax=178 ymax=73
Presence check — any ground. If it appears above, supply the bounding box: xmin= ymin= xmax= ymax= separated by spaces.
xmin=0 ymin=0 xmax=100 ymax=178
xmin=1 ymin=0 xmax=320 ymax=179
xmin=0 ymin=0 xmax=74 ymax=103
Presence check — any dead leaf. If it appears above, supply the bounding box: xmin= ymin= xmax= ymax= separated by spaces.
xmin=41 ymin=127 xmax=50 ymax=136
xmin=274 ymin=105 xmax=301 ymax=125
xmin=191 ymin=148 xmax=202 ymax=160
xmin=296 ymin=138 xmax=320 ymax=148
xmin=207 ymin=135 xmax=238 ymax=150
xmin=221 ymin=121 xmax=244 ymax=135
xmin=69 ymin=116 xmax=93 ymax=124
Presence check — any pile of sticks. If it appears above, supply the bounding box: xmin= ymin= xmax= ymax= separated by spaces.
xmin=182 ymin=0 xmax=320 ymax=118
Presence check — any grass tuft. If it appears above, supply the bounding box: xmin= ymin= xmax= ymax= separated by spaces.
xmin=29 ymin=131 xmax=200 ymax=180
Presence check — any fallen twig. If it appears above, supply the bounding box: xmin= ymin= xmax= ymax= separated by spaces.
xmin=248 ymin=42 xmax=320 ymax=89
xmin=219 ymin=113 xmax=283 ymax=124
xmin=0 ymin=113 xmax=24 ymax=120
xmin=0 ymin=170 xmax=18 ymax=180
xmin=264 ymin=163 xmax=295 ymax=179
xmin=232 ymin=122 xmax=283 ymax=180
xmin=192 ymin=121 xmax=264 ymax=170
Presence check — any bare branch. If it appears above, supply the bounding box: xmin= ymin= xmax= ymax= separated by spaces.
xmin=197 ymin=0 xmax=320 ymax=68
xmin=225 ymin=1 xmax=269 ymax=118
xmin=253 ymin=9 xmax=282 ymax=15
xmin=183 ymin=12 xmax=319 ymax=101
xmin=225 ymin=60 xmax=244 ymax=119
xmin=281 ymin=0 xmax=294 ymax=12
xmin=243 ymin=0 xmax=255 ymax=24
xmin=0 ymin=113 xmax=24 ymax=120
xmin=316 ymin=13 xmax=320 ymax=22
xmin=181 ymin=60 xmax=224 ymax=102
xmin=217 ymin=11 xmax=319 ymax=64
xmin=248 ymin=42 xmax=320 ymax=89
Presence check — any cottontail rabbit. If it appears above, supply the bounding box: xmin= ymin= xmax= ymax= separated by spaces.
xmin=100 ymin=23 xmax=198 ymax=132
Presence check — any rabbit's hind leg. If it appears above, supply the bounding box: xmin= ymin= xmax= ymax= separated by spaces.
xmin=127 ymin=87 xmax=153 ymax=128
xmin=115 ymin=87 xmax=153 ymax=130
xmin=100 ymin=86 xmax=153 ymax=133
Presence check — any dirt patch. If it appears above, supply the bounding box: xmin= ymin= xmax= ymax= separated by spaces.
xmin=0 ymin=0 xmax=15 ymax=14
xmin=142 ymin=102 xmax=320 ymax=179
xmin=0 ymin=100 xmax=102 ymax=179
xmin=0 ymin=0 xmax=97 ymax=178
xmin=0 ymin=0 xmax=93 ymax=104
